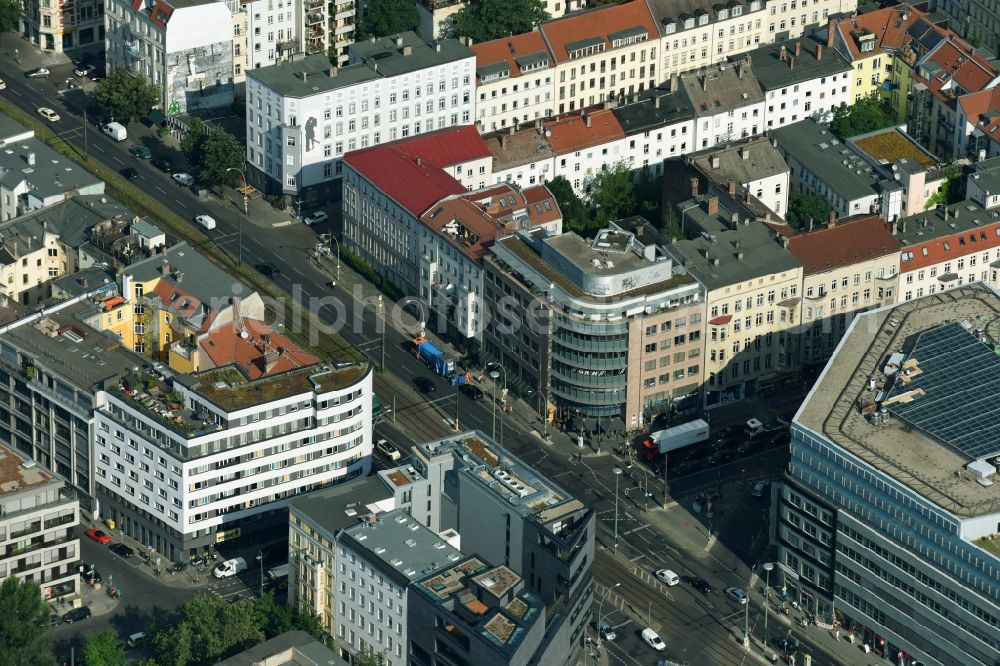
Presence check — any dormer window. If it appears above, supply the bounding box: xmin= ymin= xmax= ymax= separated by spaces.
xmin=684 ymin=17 xmax=695 ymax=29
xmin=717 ymin=8 xmax=728 ymax=20
xmin=698 ymin=13 xmax=709 ymax=25
xmin=750 ymin=0 xmax=760 ymax=10
xmin=664 ymin=21 xmax=676 ymax=34
xmin=732 ymin=5 xmax=742 ymax=16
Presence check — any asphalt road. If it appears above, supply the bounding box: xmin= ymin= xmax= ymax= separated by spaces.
xmin=0 ymin=57 xmax=842 ymax=665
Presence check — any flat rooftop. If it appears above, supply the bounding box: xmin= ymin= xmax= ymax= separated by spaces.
xmin=796 ymin=283 xmax=1000 ymax=518
xmin=773 ymin=119 xmax=880 ymax=202
xmin=0 ymin=442 xmax=54 ymax=496
xmin=850 ymin=126 xmax=938 ymax=169
xmin=288 ymin=475 xmax=393 ymax=538
xmin=741 ymin=36 xmax=851 ymax=91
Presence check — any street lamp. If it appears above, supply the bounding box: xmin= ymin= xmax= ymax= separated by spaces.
xmin=256 ymin=550 xmax=264 ymax=596
xmin=743 ymin=564 xmax=756 ymax=652
xmin=225 ymin=168 xmax=247 ymax=266
xmin=596 ymin=582 xmax=621 ymax=648
xmin=612 ymin=467 xmax=623 ymax=553
xmin=489 ymin=364 xmax=507 ymax=446
xmin=763 ymin=562 xmax=774 ymax=658
xmin=321 ymin=233 xmax=341 ymax=282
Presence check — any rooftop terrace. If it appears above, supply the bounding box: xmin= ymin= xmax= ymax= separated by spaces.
xmin=0 ymin=442 xmax=54 ymax=496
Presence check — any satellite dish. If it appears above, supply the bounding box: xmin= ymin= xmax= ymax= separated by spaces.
xmin=240 ymin=330 xmax=249 ymax=339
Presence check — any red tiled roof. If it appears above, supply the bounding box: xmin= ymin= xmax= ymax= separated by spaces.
xmin=471 ymin=32 xmax=553 ymax=80
xmin=963 ymin=88 xmax=1000 ymax=146
xmin=343 ymin=126 xmax=489 ymax=217
xmin=834 ymin=6 xmax=928 ymax=61
xmin=913 ymin=40 xmax=998 ymax=99
xmin=786 ymin=215 xmax=901 ymax=275
xmin=709 ymin=315 xmax=732 ymax=325
xmin=199 ymin=319 xmax=318 ymax=380
xmin=541 ymin=0 xmax=659 ymax=63
xmin=149 ymin=0 xmax=173 ymax=28
xmin=544 ymin=109 xmax=625 ymax=155
xmin=899 ymin=221 xmax=1000 ymax=272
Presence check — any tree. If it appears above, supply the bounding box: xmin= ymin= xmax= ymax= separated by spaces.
xmin=0 ymin=0 xmax=22 ymax=44
xmin=364 ymin=0 xmax=418 ymax=38
xmin=546 ymin=176 xmax=591 ymax=235
xmin=925 ymin=165 xmax=962 ymax=209
xmin=589 ymin=161 xmax=635 ymax=226
xmin=179 ymin=116 xmax=206 ymax=164
xmin=148 ymin=594 xmax=263 ymax=666
xmin=0 ymin=577 xmax=51 ymax=666
xmin=254 ymin=591 xmax=294 ymax=639
xmin=83 ymin=630 xmax=127 ymax=666
xmin=785 ymin=191 xmax=831 ymax=230
xmin=193 ymin=126 xmax=245 ymax=188
xmin=94 ymin=66 xmax=160 ymax=122
xmin=354 ymin=644 xmax=388 ymax=666
xmin=829 ymin=95 xmax=893 ymax=140
xmin=453 ymin=0 xmax=549 ymax=44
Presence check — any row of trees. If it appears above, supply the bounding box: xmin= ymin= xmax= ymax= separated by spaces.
xmin=356 ymin=0 xmax=548 ymax=44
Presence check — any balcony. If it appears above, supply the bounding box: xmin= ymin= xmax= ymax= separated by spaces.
xmin=305 ymin=12 xmax=324 ymax=25
xmin=3 ymin=534 xmax=73 ymax=558
xmin=43 ymin=513 xmax=75 ymax=530
xmin=10 ymin=522 xmax=42 ymax=540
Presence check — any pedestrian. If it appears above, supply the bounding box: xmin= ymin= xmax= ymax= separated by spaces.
xmin=834 ymin=628 xmax=840 ymax=640
xmin=847 ymin=633 xmax=854 ymax=645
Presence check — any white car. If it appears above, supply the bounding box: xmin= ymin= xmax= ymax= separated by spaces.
xmin=74 ymin=64 xmax=95 ymax=77
xmin=725 ymin=586 xmax=748 ymax=604
xmin=641 ymin=627 xmax=665 ymax=651
xmin=194 ymin=215 xmax=216 ymax=230
xmin=655 ymin=569 xmax=680 ymax=586
xmin=172 ymin=172 xmax=195 ymax=187
xmin=0 ymin=79 xmax=6 ymax=90
xmin=37 ymin=107 xmax=60 ymax=122
xmin=303 ymin=211 xmax=329 ymax=226
xmin=376 ymin=438 xmax=401 ymax=461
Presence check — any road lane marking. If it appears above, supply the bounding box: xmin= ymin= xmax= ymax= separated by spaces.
xmin=273 ymin=220 xmax=294 ymax=227
xmin=155 ymin=185 xmax=166 ymax=194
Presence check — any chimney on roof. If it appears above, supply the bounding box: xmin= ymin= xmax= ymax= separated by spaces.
xmin=584 ymin=113 xmax=592 ymax=128
xmin=781 ymin=235 xmax=790 ymax=248
xmin=706 ymin=196 xmax=719 ymax=215
xmin=416 ymin=156 xmax=423 ymax=167
xmin=789 ymin=56 xmax=795 ymax=70
xmin=807 ymin=216 xmax=814 ymax=232
xmin=794 ymin=41 xmax=801 ymax=58
xmin=500 ymin=134 xmax=507 ymax=150
xmin=508 ymin=125 xmax=516 ymax=135
xmin=890 ymin=217 xmax=898 ymax=235
xmin=436 ymin=42 xmax=442 ymax=52
xmin=730 ymin=211 xmax=739 ymax=225
xmin=80 ymin=277 xmax=89 ymax=288
xmin=654 ymin=95 xmax=661 ymax=109
xmin=710 ymin=155 xmax=720 ymax=169
xmin=690 ymin=176 xmax=699 ymax=198
xmin=737 ymin=62 xmax=744 ymax=79
xmin=901 ymin=219 xmax=907 ymax=234
xmin=635 ymin=223 xmax=644 ymax=236
xmin=683 ymin=256 xmax=694 ymax=268
xmin=302 ymin=71 xmax=308 ymax=83
xmin=828 ymin=210 xmax=837 ymax=228
xmin=701 ymin=75 xmax=707 ymax=92
xmin=395 ymin=36 xmax=403 ymax=47
xmin=827 ymin=18 xmax=837 ymax=48
xmin=780 ymin=45 xmax=787 ymax=62
xmin=711 ymin=256 xmax=720 ymax=266
xmin=728 ymin=179 xmax=736 ymax=194
xmin=402 ymin=45 xmax=413 ymax=56
xmin=370 ymin=35 xmax=376 ymax=43
xmin=736 ymin=250 xmax=744 ymax=261
xmin=816 ymin=44 xmax=823 ymax=62
xmin=161 ymin=260 xmax=170 ymax=275
xmin=535 ymin=118 xmax=543 ymax=135
xmin=669 ymin=73 xmax=678 ymax=92
xmin=739 ymin=146 xmax=749 ymax=160
xmin=944 ymin=207 xmax=950 ymax=221
xmin=328 ymin=67 xmax=337 ymax=77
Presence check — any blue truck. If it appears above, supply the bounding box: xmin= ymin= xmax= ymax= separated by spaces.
xmin=411 ymin=336 xmax=456 ymax=377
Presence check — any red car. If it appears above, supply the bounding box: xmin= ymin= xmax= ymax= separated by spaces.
xmin=85 ymin=528 xmax=111 ymax=545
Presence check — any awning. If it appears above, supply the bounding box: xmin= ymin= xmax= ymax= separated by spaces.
xmin=146 ymin=108 xmax=166 ymax=124
xmin=937 ymin=272 xmax=959 ymax=283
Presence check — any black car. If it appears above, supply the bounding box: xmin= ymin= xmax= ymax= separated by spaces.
xmin=690 ymin=578 xmax=712 ymax=594
xmin=110 ymin=543 xmax=135 ymax=559
xmin=50 ymin=614 xmax=61 ymax=627
xmin=255 ymin=263 xmax=280 ymax=278
xmin=61 ymin=606 xmax=92 ymax=624
xmin=773 ymin=637 xmax=799 ymax=656
xmin=461 ymin=384 xmax=484 ymax=400
xmin=151 ymin=156 xmax=172 ymax=172
xmin=413 ymin=377 xmax=436 ymax=393
xmin=120 ymin=167 xmax=139 ymax=181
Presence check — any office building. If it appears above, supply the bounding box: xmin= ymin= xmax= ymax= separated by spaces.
xmin=783 ymin=283 xmax=1000 ymax=665
xmin=0 ymin=442 xmax=80 ymax=602
xmin=244 ymin=32 xmax=475 ymax=205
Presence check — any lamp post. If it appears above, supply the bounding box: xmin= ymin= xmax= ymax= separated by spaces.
xmin=597 ymin=582 xmax=621 ymax=647
xmin=743 ymin=564 xmax=756 ymax=651
xmin=613 ymin=467 xmax=623 ymax=553
xmin=763 ymin=562 xmax=774 ymax=658
xmin=321 ymin=233 xmax=341 ymax=282
xmin=489 ymin=365 xmax=507 ymax=446
xmin=255 ymin=550 xmax=264 ymax=596
xmin=225 ymin=168 xmax=247 ymax=266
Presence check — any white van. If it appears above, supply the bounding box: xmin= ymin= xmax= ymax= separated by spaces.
xmin=102 ymin=121 xmax=127 ymax=141
xmin=126 ymin=632 xmax=145 ymax=648
xmin=655 ymin=568 xmax=680 ymax=586
xmin=194 ymin=214 xmax=216 ymax=230
xmin=213 ymin=556 xmax=247 ymax=578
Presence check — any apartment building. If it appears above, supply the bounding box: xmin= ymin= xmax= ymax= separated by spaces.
xmin=484 ymin=221 xmax=704 ymax=425
xmin=389 ymin=432 xmax=595 ymax=663
xmin=687 ymin=137 xmax=790 ymax=217
xmin=0 ymin=196 xmax=130 ymax=306
xmin=0 ymin=442 xmax=80 ymax=602
xmin=895 ymin=197 xmax=1000 ymax=303
xmin=611 ymin=85 xmax=696 ymax=175
xmin=783 ymin=284 xmax=1000 ymax=665
xmin=785 ymin=213 xmax=900 ymax=366
xmin=244 ymin=33 xmax=475 ymax=204
xmin=665 ymin=192 xmax=803 ymax=406
xmin=299 ymin=0 xmax=356 ymax=66
xmin=956 ymin=87 xmax=1000 ymax=161
xmin=546 ymin=109 xmax=629 ymax=191
xmin=472 ymin=32 xmax=555 ymax=132
xmin=746 ymin=36 xmax=852 ymax=131
xmin=542 ymin=0 xmax=660 ymax=114
xmin=335 ymin=509 xmax=464 ymax=665
xmin=679 ymin=59 xmax=765 ymax=150
xmin=84 ymin=247 xmax=373 ymax=560
xmin=934 ymin=0 xmax=1000 ymax=57
xmin=288 ymin=476 xmax=393 ymax=635
xmin=19 ymin=0 xmax=103 ymax=52
xmin=105 ymin=0 xmax=235 ymax=114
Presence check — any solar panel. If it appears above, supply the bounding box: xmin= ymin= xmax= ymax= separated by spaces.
xmin=884 ymin=322 xmax=1000 ymax=461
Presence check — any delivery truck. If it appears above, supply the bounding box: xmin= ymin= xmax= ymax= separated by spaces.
xmin=640 ymin=419 xmax=710 ymax=459
xmin=411 ymin=336 xmax=456 ymax=377
xmin=101 ymin=121 xmax=127 ymax=141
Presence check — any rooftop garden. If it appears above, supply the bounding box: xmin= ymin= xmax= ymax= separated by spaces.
xmin=192 ymin=363 xmax=368 ymax=411
xmin=854 ymin=130 xmax=937 ymax=169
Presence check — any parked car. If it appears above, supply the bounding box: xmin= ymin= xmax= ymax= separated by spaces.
xmin=254 ymin=262 xmax=280 ymax=277
xmin=172 ymin=172 xmax=194 ymax=186
xmin=597 ymin=618 xmax=616 ymax=641
xmin=195 ymin=215 xmax=216 ymax=230
xmin=74 ymin=64 xmax=95 ymax=77
xmin=725 ymin=586 xmax=748 ymax=604
xmin=376 ymin=438 xmax=401 ymax=461
xmin=641 ymin=627 xmax=665 ymax=651
xmin=303 ymin=211 xmax=329 ymax=226
xmin=752 ymin=481 xmax=768 ymax=497
xmin=128 ymin=144 xmax=152 ymax=160
xmin=0 ymin=79 xmax=6 ymax=90
xmin=151 ymin=156 xmax=172 ymax=172
xmin=61 ymin=606 xmax=92 ymax=624
xmin=26 ymin=67 xmax=50 ymax=78
xmin=120 ymin=167 xmax=139 ymax=181
xmin=85 ymin=528 xmax=111 ymax=544
xmin=213 ymin=557 xmax=247 ymax=579
xmin=37 ymin=107 xmax=60 ymax=122
xmin=109 ymin=543 xmax=135 ymax=559
xmin=413 ymin=377 xmax=436 ymax=393
xmin=655 ymin=569 xmax=680 ymax=586
xmin=461 ymin=384 xmax=484 ymax=401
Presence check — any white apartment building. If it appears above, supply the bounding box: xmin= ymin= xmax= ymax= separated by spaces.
xmin=241 ymin=0 xmax=298 ymax=72
xmin=0 ymin=443 xmax=81 ymax=602
xmin=472 ymin=32 xmax=555 ymax=133
xmin=688 ymin=138 xmax=790 ymax=216
xmin=245 ymin=32 xmax=475 ymax=205
xmin=680 ymin=59 xmax=766 ymax=151
xmin=335 ymin=508 xmax=463 ymax=666
xmin=546 ymin=109 xmax=630 ymax=192
xmin=20 ymin=0 xmax=104 ymax=52
xmin=105 ymin=0 xmax=235 ymax=114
